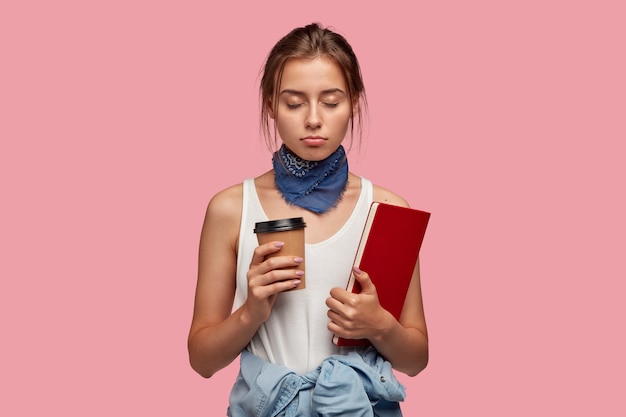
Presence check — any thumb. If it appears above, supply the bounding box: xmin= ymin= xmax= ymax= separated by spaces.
xmin=353 ymin=266 xmax=376 ymax=294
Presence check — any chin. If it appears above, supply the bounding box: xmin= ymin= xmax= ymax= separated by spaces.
xmin=290 ymin=144 xmax=342 ymax=161
xmin=301 ymin=149 xmax=336 ymax=162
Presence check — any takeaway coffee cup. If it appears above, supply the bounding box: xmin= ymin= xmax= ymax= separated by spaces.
xmin=254 ymin=217 xmax=306 ymax=290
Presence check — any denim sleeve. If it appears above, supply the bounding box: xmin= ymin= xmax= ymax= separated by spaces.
xmin=313 ymin=349 xmax=405 ymax=416
xmin=227 ymin=348 xmax=406 ymax=417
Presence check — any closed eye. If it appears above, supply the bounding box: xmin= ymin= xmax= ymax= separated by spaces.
xmin=323 ymin=102 xmax=339 ymax=108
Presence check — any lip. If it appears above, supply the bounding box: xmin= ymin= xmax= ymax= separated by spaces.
xmin=301 ymin=136 xmax=327 ymax=146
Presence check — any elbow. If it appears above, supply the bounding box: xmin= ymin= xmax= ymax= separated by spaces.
xmin=406 ymin=332 xmax=429 ymax=377
xmin=188 ymin=337 xmax=216 ymax=379
xmin=405 ymin=359 xmax=428 ymax=377
xmin=189 ymin=355 xmax=217 ymax=379
xmin=194 ymin=367 xmax=215 ymax=379
xmin=404 ymin=347 xmax=429 ymax=377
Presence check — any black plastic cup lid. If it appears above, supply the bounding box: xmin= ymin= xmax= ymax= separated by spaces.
xmin=254 ymin=217 xmax=307 ymax=234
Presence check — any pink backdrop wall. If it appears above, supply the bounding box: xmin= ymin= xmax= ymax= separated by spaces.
xmin=2 ymin=1 xmax=624 ymax=415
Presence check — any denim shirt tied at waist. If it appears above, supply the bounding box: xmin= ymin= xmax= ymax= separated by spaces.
xmin=227 ymin=347 xmax=406 ymax=417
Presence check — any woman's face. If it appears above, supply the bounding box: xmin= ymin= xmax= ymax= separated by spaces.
xmin=271 ymin=56 xmax=353 ymax=161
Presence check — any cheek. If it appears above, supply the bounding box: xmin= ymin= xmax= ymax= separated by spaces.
xmin=275 ymin=114 xmax=298 ymax=135
xmin=277 ymin=114 xmax=293 ymax=125
xmin=331 ymin=111 xmax=352 ymax=132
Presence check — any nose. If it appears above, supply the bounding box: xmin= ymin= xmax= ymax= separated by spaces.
xmin=305 ymin=104 xmax=322 ymax=129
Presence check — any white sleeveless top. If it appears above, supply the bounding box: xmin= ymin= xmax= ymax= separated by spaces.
xmin=234 ymin=177 xmax=373 ymax=373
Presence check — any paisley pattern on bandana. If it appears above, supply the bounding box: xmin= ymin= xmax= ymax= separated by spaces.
xmin=272 ymin=145 xmax=348 ymax=214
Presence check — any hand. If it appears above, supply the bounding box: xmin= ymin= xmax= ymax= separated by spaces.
xmin=243 ymin=241 xmax=304 ymax=325
xmin=326 ymin=266 xmax=393 ymax=341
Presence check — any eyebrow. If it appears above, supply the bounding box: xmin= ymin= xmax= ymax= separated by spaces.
xmin=279 ymin=88 xmax=346 ymax=97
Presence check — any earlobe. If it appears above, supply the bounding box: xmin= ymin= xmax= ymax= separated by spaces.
xmin=268 ymin=100 xmax=276 ymax=119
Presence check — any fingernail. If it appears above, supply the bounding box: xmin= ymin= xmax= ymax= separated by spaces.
xmin=294 ymin=257 xmax=303 ymax=263
xmin=274 ymin=242 xmax=285 ymax=248
xmin=353 ymin=266 xmax=362 ymax=274
xmin=293 ymin=280 xmax=301 ymax=286
xmin=295 ymin=270 xmax=304 ymax=276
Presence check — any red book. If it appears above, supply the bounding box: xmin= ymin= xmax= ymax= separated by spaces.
xmin=332 ymin=202 xmax=431 ymax=346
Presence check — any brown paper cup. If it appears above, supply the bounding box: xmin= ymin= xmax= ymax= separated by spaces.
xmin=255 ymin=218 xmax=306 ymax=290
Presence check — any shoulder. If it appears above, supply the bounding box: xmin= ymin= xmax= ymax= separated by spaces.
xmin=202 ymin=183 xmax=244 ymax=247
xmin=206 ymin=183 xmax=244 ymax=219
xmin=372 ymin=183 xmax=410 ymax=208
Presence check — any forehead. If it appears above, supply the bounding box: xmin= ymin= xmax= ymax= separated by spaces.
xmin=279 ymin=56 xmax=347 ymax=93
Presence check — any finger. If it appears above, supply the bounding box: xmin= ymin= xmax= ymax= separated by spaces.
xmin=325 ymin=296 xmax=346 ymax=313
xmin=259 ymin=255 xmax=304 ymax=275
xmin=250 ymin=267 xmax=304 ymax=287
xmin=327 ymin=320 xmax=343 ymax=336
xmin=326 ymin=309 xmax=344 ymax=327
xmin=327 ymin=319 xmax=353 ymax=339
xmin=270 ymin=278 xmax=303 ymax=293
xmin=329 ymin=287 xmax=357 ymax=306
xmin=250 ymin=277 xmax=303 ymax=299
xmin=352 ymin=266 xmax=376 ymax=294
xmin=250 ymin=241 xmax=285 ymax=266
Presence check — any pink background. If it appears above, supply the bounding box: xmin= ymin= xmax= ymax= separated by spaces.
xmin=2 ymin=1 xmax=625 ymax=415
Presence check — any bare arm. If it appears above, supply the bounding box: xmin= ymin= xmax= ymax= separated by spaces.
xmin=374 ymin=260 xmax=428 ymax=376
xmin=187 ymin=186 xmax=304 ymax=378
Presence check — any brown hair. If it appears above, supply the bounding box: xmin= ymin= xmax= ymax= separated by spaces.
xmin=259 ymin=23 xmax=368 ymax=151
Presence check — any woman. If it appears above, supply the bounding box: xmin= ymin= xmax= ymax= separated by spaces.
xmin=188 ymin=23 xmax=428 ymax=415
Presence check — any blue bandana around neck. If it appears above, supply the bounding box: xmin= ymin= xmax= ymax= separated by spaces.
xmin=272 ymin=144 xmax=348 ymax=214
